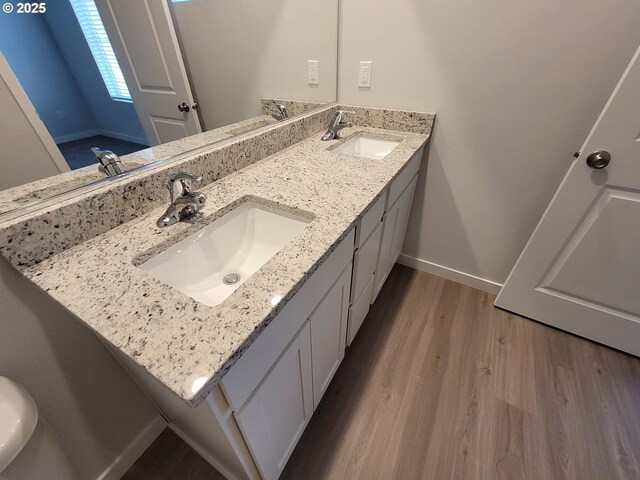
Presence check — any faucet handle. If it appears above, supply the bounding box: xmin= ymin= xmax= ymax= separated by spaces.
xmin=333 ymin=109 xmax=355 ymax=124
xmin=166 ymin=172 xmax=202 ymax=202
xmin=169 ymin=172 xmax=202 ymax=183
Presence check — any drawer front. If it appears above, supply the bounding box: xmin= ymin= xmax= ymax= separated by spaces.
xmin=347 ymin=274 xmax=375 ymax=346
xmin=351 ymin=221 xmax=382 ymax=303
xmin=355 ymin=193 xmax=386 ymax=248
xmin=221 ymin=228 xmax=355 ymax=411
xmin=388 ymin=146 xmax=423 ymax=209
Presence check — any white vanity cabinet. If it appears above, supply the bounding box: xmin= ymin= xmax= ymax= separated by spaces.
xmin=372 ymin=151 xmax=421 ymax=303
xmin=216 ymin=229 xmax=355 ymax=480
xmin=373 ymin=175 xmax=418 ymax=302
xmin=112 ymin=147 xmax=424 ymax=480
xmin=348 ymin=147 xmax=423 ymax=343
xmin=310 ymin=264 xmax=352 ymax=408
xmin=234 ymin=321 xmax=313 ymax=480
xmin=347 ymin=206 xmax=384 ymax=346
xmin=234 ymin=262 xmax=352 ymax=479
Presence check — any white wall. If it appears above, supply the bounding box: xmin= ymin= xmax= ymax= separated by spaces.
xmin=339 ymin=0 xmax=640 ymax=286
xmin=0 ymin=11 xmax=97 ymax=142
xmin=0 ymin=258 xmax=159 ymax=479
xmin=171 ymin=0 xmax=338 ymax=130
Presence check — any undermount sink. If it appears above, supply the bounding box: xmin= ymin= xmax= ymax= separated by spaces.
xmin=139 ymin=201 xmax=312 ymax=306
xmin=332 ymin=136 xmax=400 ymax=159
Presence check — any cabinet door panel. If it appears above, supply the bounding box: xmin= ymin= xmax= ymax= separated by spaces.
xmin=389 ymin=176 xmax=418 ymax=266
xmin=373 ymin=202 xmax=399 ymax=302
xmin=235 ymin=322 xmax=313 ymax=480
xmin=310 ymin=264 xmax=352 ymax=408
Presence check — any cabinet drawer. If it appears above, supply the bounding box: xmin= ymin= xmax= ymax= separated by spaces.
xmin=355 ymin=193 xmax=386 ymax=249
xmin=351 ymin=221 xmax=382 ymax=303
xmin=347 ymin=274 xmax=375 ymax=346
xmin=221 ymin=228 xmax=355 ymax=411
xmin=388 ymin=146 xmax=423 ymax=209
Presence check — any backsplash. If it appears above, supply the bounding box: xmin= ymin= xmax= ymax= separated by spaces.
xmin=341 ymin=105 xmax=435 ymax=134
xmin=261 ymin=98 xmax=328 ymax=118
xmin=0 ymin=105 xmax=434 ymax=270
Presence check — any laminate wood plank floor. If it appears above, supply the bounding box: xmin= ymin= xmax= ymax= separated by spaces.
xmin=123 ymin=265 xmax=640 ymax=480
xmin=281 ymin=265 xmax=640 ymax=480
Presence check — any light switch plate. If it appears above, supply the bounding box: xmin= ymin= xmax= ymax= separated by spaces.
xmin=308 ymin=60 xmax=319 ymax=85
xmin=359 ymin=61 xmax=372 ymax=88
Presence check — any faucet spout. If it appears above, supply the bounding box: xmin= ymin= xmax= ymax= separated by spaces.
xmin=272 ymin=103 xmax=291 ymax=121
xmin=321 ymin=110 xmax=354 ymax=141
xmin=92 ymin=147 xmax=124 ymax=177
xmin=157 ymin=172 xmax=207 ymax=228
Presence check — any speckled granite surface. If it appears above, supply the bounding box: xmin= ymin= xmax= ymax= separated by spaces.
xmin=341 ymin=105 xmax=436 ymax=134
xmin=18 ymin=124 xmax=431 ymax=405
xmin=261 ymin=98 xmax=328 ymax=118
xmin=0 ymin=105 xmax=339 ymax=268
xmin=0 ymin=112 xmax=311 ymax=216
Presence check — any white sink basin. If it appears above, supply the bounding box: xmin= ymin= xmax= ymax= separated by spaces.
xmin=332 ymin=136 xmax=400 ymax=159
xmin=139 ymin=201 xmax=312 ymax=306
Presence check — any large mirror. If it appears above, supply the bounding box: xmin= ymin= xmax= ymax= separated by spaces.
xmin=0 ymin=0 xmax=338 ymax=216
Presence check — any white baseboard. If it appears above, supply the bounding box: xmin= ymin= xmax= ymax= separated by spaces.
xmin=54 ymin=129 xmax=100 ymax=144
xmin=96 ymin=415 xmax=166 ymax=480
xmin=98 ymin=129 xmax=148 ymax=146
xmin=169 ymin=424 xmax=240 ymax=480
xmin=397 ymin=254 xmax=503 ymax=295
xmin=54 ymin=130 xmax=148 ymax=146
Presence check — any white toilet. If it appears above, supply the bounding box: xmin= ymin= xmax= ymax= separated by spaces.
xmin=0 ymin=377 xmax=78 ymax=480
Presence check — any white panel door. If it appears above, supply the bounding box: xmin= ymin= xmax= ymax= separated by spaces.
xmin=235 ymin=321 xmax=313 ymax=480
xmin=95 ymin=0 xmax=202 ymax=146
xmin=496 ymin=47 xmax=640 ymax=356
xmin=310 ymin=264 xmax=351 ymax=408
xmin=0 ymin=53 xmax=69 ymax=190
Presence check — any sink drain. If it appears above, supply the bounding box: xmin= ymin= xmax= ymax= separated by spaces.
xmin=223 ymin=273 xmax=241 ymax=285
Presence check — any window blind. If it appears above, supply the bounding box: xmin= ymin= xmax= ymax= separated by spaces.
xmin=69 ymin=0 xmax=131 ymax=101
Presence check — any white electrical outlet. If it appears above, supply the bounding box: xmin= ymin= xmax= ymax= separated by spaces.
xmin=359 ymin=61 xmax=372 ymax=88
xmin=308 ymin=60 xmax=319 ymax=85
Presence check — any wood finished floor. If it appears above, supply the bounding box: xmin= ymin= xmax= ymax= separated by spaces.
xmin=124 ymin=265 xmax=640 ymax=480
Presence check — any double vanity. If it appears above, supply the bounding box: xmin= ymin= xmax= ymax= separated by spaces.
xmin=0 ymin=104 xmax=433 ymax=480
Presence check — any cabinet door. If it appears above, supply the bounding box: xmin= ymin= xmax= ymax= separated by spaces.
xmin=373 ymin=202 xmax=399 ymax=301
xmin=372 ymin=175 xmax=418 ymax=302
xmin=235 ymin=322 xmax=313 ymax=480
xmin=389 ymin=176 xmax=418 ymax=266
xmin=310 ymin=264 xmax=351 ymax=409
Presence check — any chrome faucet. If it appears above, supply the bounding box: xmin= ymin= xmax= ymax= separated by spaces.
xmin=156 ymin=172 xmax=207 ymax=228
xmin=321 ymin=110 xmax=354 ymax=141
xmin=272 ymin=104 xmax=291 ymax=121
xmin=92 ymin=147 xmax=124 ymax=177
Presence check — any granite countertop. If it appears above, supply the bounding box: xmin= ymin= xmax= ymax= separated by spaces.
xmin=22 ymin=126 xmax=429 ymax=406
xmin=0 ymin=114 xmax=279 ymax=216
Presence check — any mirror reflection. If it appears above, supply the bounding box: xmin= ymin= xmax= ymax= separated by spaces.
xmin=0 ymin=0 xmax=338 ymax=215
